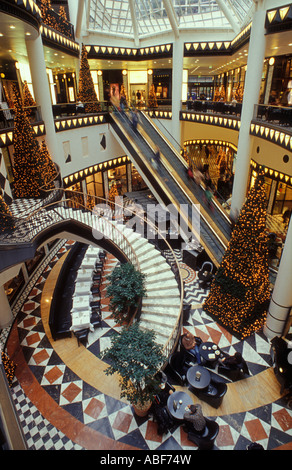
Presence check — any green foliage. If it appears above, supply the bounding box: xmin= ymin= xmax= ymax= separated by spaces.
xmin=100 ymin=323 xmax=166 ymax=406
xmin=106 ymin=262 xmax=147 ymax=323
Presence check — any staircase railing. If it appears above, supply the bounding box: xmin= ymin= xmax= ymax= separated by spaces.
xmin=0 ymin=188 xmax=184 ymax=360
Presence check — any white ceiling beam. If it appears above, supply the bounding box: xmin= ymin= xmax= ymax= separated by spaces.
xmin=128 ymin=0 xmax=140 ymax=47
xmin=216 ymin=0 xmax=240 ymax=34
xmin=162 ymin=0 xmax=179 ymax=38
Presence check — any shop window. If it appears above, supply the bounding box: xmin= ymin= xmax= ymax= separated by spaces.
xmin=270 ymin=182 xmax=292 ymax=216
xmin=132 ymin=165 xmax=147 ymax=191
xmin=108 ymin=164 xmax=127 ymax=195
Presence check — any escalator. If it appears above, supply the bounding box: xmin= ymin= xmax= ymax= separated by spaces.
xmin=109 ymin=109 xmax=231 ymax=266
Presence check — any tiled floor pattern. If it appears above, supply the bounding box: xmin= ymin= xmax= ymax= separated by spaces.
xmin=5 ymin=245 xmax=292 ymax=450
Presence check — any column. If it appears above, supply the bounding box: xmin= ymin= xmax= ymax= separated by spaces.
xmin=25 ymin=33 xmax=62 ymax=166
xmin=264 ymin=217 xmax=292 ymax=339
xmin=75 ymin=0 xmax=86 ymax=40
xmin=171 ymin=38 xmax=184 ymax=151
xmin=230 ymin=1 xmax=266 ymax=221
xmin=0 ymin=286 xmax=13 ymax=329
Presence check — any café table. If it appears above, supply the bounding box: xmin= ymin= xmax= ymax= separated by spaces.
xmin=187 ymin=364 xmax=211 ymax=390
xmin=199 ymin=342 xmax=221 ymax=364
xmin=167 ymin=391 xmax=193 ymax=420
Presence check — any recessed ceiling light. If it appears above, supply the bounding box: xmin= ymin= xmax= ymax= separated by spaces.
xmin=0 ymin=33 xmax=3 ymax=37
xmin=9 ymin=25 xmax=15 ymax=29
xmin=25 ymin=32 xmax=31 ymax=36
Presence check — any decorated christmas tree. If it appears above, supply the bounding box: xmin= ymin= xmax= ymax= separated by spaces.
xmin=39 ymin=140 xmax=58 ymax=192
xmin=108 ymin=183 xmax=119 ymax=202
xmin=0 ymin=194 xmax=15 ymax=232
xmin=22 ymin=81 xmax=36 ymax=116
xmin=148 ymin=83 xmax=158 ymax=108
xmin=77 ymin=44 xmax=101 ymax=113
xmin=235 ymin=84 xmax=244 ymax=102
xmin=12 ymin=84 xmax=56 ymax=199
xmin=219 ymin=85 xmax=226 ymax=101
xmin=203 ymin=170 xmax=271 ymax=339
xmin=213 ymin=86 xmax=220 ymax=101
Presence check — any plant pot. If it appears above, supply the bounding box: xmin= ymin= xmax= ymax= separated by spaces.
xmin=133 ymin=400 xmax=152 ymax=417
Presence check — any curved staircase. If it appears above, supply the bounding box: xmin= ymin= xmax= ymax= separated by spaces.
xmin=1 ymin=200 xmax=183 ymax=351
xmin=111 ymin=221 xmax=182 ymax=348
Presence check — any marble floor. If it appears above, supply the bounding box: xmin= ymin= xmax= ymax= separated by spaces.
xmin=4 ymin=241 xmax=292 ymax=451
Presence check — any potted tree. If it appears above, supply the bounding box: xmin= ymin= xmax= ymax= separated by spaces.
xmin=100 ymin=322 xmax=166 ymax=416
xmin=106 ymin=262 xmax=147 ymax=324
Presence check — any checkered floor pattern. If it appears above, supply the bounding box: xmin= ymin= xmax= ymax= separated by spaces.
xmin=4 ymin=244 xmax=292 ymax=450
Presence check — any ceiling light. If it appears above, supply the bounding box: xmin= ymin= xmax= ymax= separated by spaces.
xmin=0 ymin=33 xmax=3 ymax=37
xmin=9 ymin=25 xmax=15 ymax=29
xmin=25 ymin=32 xmax=31 ymax=36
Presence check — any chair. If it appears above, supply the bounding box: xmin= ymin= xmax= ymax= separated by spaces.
xmin=191 ymin=379 xmax=227 ymax=408
xmin=90 ymin=309 xmax=102 ymax=328
xmin=198 ymin=261 xmax=214 ymax=288
xmin=90 ymin=299 xmax=101 ymax=309
xmin=217 ymin=364 xmax=247 ymax=382
xmin=90 ymin=285 xmax=100 ymax=296
xmin=168 ymin=351 xmax=191 ymax=385
xmin=74 ymin=328 xmax=89 ymax=346
xmin=185 ymin=418 xmax=219 ymax=450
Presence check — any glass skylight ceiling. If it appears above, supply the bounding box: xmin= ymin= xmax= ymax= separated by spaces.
xmin=88 ymin=0 xmax=254 ymax=38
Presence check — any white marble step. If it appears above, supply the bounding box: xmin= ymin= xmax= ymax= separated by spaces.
xmin=144 ymin=271 xmax=175 ymax=284
xmin=142 ymin=297 xmax=181 ymax=308
xmin=143 ymin=265 xmax=172 ymax=278
xmin=141 ymin=303 xmax=179 ymax=315
xmin=139 ymin=322 xmax=173 ymax=339
xmin=146 ymin=288 xmax=180 ymax=299
xmin=140 ymin=313 xmax=178 ymax=327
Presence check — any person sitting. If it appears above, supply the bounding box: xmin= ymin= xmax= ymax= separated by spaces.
xmin=183 ymin=404 xmax=206 ymax=433
xmin=218 ymin=351 xmax=249 ymax=375
xmin=181 ymin=332 xmax=202 ymax=364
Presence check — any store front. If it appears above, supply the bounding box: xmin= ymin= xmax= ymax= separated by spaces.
xmin=64 ymin=157 xmax=148 ymax=208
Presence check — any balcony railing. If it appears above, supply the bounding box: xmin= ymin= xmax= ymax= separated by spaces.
xmin=0 ymin=105 xmax=42 ymax=130
xmin=253 ymin=104 xmax=292 ymax=129
xmin=184 ymin=99 xmax=242 ymax=116
xmin=36 ymin=1 xmax=74 ymax=39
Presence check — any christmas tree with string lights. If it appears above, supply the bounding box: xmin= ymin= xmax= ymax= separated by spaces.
xmin=39 ymin=140 xmax=58 ymax=192
xmin=77 ymin=44 xmax=101 ymax=113
xmin=203 ymin=170 xmax=271 ymax=339
xmin=0 ymin=194 xmax=15 ymax=232
xmin=22 ymin=81 xmax=36 ymax=116
xmin=12 ymin=84 xmax=56 ymax=199
xmin=148 ymin=83 xmax=158 ymax=108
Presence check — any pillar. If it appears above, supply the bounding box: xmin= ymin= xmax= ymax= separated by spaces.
xmin=0 ymin=286 xmax=13 ymax=329
xmin=171 ymin=38 xmax=184 ymax=152
xmin=230 ymin=0 xmax=266 ymax=220
xmin=26 ymin=33 xmax=62 ymax=166
xmin=75 ymin=0 xmax=86 ymax=40
xmin=264 ymin=217 xmax=292 ymax=339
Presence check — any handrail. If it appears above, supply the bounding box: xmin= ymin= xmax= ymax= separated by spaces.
xmin=0 ymin=188 xmax=184 ymax=359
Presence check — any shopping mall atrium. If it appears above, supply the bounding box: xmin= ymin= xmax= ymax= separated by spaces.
xmin=0 ymin=0 xmax=291 ymax=451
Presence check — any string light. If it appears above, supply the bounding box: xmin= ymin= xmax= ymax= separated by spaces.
xmin=12 ymin=84 xmax=57 ymax=199
xmin=77 ymin=44 xmax=101 ymax=113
